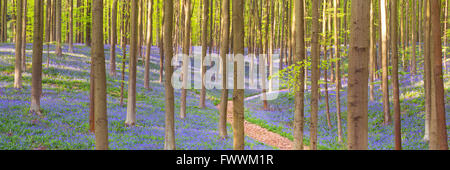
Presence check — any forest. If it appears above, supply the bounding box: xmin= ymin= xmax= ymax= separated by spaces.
xmin=0 ymin=0 xmax=449 ymax=151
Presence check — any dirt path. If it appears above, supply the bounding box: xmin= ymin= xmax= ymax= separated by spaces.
xmin=217 ymin=94 xmax=309 ymax=150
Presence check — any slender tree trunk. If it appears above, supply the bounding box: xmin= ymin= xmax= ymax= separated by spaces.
xmin=92 ymin=0 xmax=108 ymax=150
xmin=163 ymin=0 xmax=176 ymax=150
xmin=219 ymin=0 xmax=230 ymax=139
xmin=55 ymin=0 xmax=62 ymax=56
xmin=347 ymin=0 xmax=370 ymax=150
xmin=85 ymin=0 xmax=91 ymax=46
xmin=429 ymin=0 xmax=449 ymax=150
xmin=293 ymin=0 xmax=306 ymax=150
xmin=125 ymin=0 xmax=139 ymax=127
xmin=369 ymin=0 xmax=375 ymax=102
xmin=110 ymin=0 xmax=118 ymax=77
xmin=14 ymin=0 xmax=23 ymax=89
xmin=158 ymin=0 xmax=164 ymax=83
xmin=180 ymin=0 xmax=192 ymax=120
xmin=68 ymin=0 xmax=74 ymax=52
xmin=391 ymin=0 xmax=402 ymax=150
xmin=334 ymin=0 xmax=343 ymax=142
xmin=144 ymin=0 xmax=153 ymax=90
xmin=310 ymin=0 xmax=320 ymax=150
xmin=423 ymin=0 xmax=432 ymax=142
xmin=31 ymin=0 xmax=44 ymax=115
xmin=232 ymin=0 xmax=245 ymax=150
xmin=411 ymin=0 xmax=417 ymax=75
xmin=380 ymin=0 xmax=392 ymax=125
xmin=199 ymin=0 xmax=209 ymax=109
xmin=322 ymin=0 xmax=332 ymax=130
xmin=21 ymin=0 xmax=27 ymax=71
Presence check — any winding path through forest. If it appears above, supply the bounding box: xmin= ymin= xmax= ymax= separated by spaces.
xmin=217 ymin=90 xmax=309 ymax=150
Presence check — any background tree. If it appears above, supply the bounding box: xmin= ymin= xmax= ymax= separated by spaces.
xmin=199 ymin=0 xmax=209 ymax=109
xmin=144 ymin=0 xmax=153 ymax=90
xmin=14 ymin=0 xmax=23 ymax=89
xmin=68 ymin=0 xmax=74 ymax=52
xmin=125 ymin=0 xmax=139 ymax=127
xmin=55 ymin=0 xmax=62 ymax=56
xmin=390 ymin=0 xmax=402 ymax=150
xmin=333 ymin=0 xmax=343 ymax=142
xmin=380 ymin=0 xmax=392 ymax=125
xmin=310 ymin=0 xmax=320 ymax=150
xmin=180 ymin=0 xmax=192 ymax=119
xmin=110 ymin=0 xmax=118 ymax=77
xmin=92 ymin=0 xmax=108 ymax=150
xmin=30 ymin=0 xmax=44 ymax=115
xmin=219 ymin=0 xmax=230 ymax=139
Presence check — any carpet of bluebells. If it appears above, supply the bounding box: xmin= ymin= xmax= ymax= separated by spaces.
xmin=245 ymin=60 xmax=450 ymax=150
xmin=0 ymin=43 xmax=273 ymax=150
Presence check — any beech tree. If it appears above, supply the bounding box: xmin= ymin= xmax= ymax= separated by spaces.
xmin=380 ymin=0 xmax=392 ymax=125
xmin=199 ymin=0 xmax=209 ymax=109
xmin=144 ymin=0 xmax=153 ymax=91
xmin=55 ymin=0 xmax=62 ymax=56
xmin=310 ymin=0 xmax=320 ymax=150
xmin=293 ymin=0 xmax=306 ymax=150
xmin=347 ymin=0 xmax=370 ymax=150
xmin=14 ymin=0 xmax=23 ymax=89
xmin=125 ymin=0 xmax=139 ymax=127
xmin=110 ymin=0 xmax=118 ymax=77
xmin=30 ymin=0 xmax=44 ymax=115
xmin=219 ymin=0 xmax=230 ymax=139
xmin=164 ymin=0 xmax=175 ymax=150
xmin=232 ymin=0 xmax=245 ymax=150
xmin=390 ymin=0 xmax=402 ymax=150
xmin=92 ymin=0 xmax=108 ymax=150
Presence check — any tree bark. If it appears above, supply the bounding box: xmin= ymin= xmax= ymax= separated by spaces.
xmin=125 ymin=0 xmax=139 ymax=127
xmin=163 ymin=0 xmax=176 ymax=150
xmin=347 ymin=0 xmax=370 ymax=150
xmin=68 ymin=0 xmax=74 ymax=52
xmin=14 ymin=0 xmax=23 ymax=89
xmin=219 ymin=0 xmax=230 ymax=139
xmin=92 ymin=0 xmax=108 ymax=150
xmin=31 ymin=0 xmax=44 ymax=115
xmin=334 ymin=0 xmax=343 ymax=142
xmin=180 ymin=0 xmax=192 ymax=120
xmin=232 ymin=0 xmax=245 ymax=150
xmin=380 ymin=0 xmax=392 ymax=125
xmin=199 ymin=0 xmax=209 ymax=109
xmin=429 ymin=0 xmax=449 ymax=150
xmin=310 ymin=0 xmax=320 ymax=150
xmin=144 ymin=0 xmax=153 ymax=90
xmin=110 ymin=0 xmax=118 ymax=77
xmin=390 ymin=0 xmax=402 ymax=150
xmin=293 ymin=0 xmax=306 ymax=150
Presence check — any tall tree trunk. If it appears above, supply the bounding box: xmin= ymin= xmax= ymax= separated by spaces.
xmin=180 ymin=0 xmax=192 ymax=120
xmin=380 ymin=0 xmax=392 ymax=125
xmin=68 ymin=0 xmax=74 ymax=52
xmin=429 ymin=0 xmax=449 ymax=150
xmin=369 ymin=0 xmax=375 ymax=102
xmin=232 ymin=0 xmax=245 ymax=150
xmin=334 ymin=0 xmax=343 ymax=142
xmin=322 ymin=0 xmax=332 ymax=130
xmin=144 ymin=0 xmax=153 ymax=90
xmin=199 ymin=0 xmax=209 ymax=109
xmin=158 ymin=0 xmax=164 ymax=83
xmin=14 ymin=0 xmax=23 ymax=89
xmin=391 ymin=0 xmax=402 ymax=150
xmin=423 ymin=0 xmax=432 ymax=142
xmin=125 ymin=0 xmax=139 ymax=127
xmin=163 ymin=0 xmax=176 ymax=150
xmin=30 ymin=0 xmax=44 ymax=115
xmin=411 ymin=0 xmax=417 ymax=75
xmin=55 ymin=0 xmax=62 ymax=56
xmin=293 ymin=0 xmax=306 ymax=150
xmin=219 ymin=0 xmax=230 ymax=139
xmin=110 ymin=0 xmax=118 ymax=77
xmin=21 ymin=0 xmax=27 ymax=71
xmin=310 ymin=0 xmax=320 ymax=150
xmin=347 ymin=0 xmax=370 ymax=150
xmin=85 ymin=0 xmax=91 ymax=46
xmin=92 ymin=0 xmax=108 ymax=150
